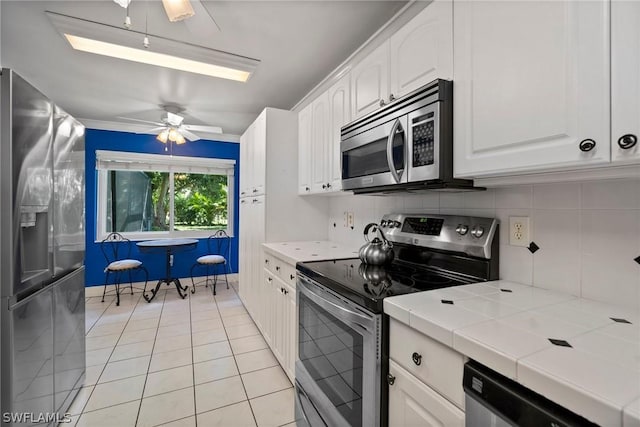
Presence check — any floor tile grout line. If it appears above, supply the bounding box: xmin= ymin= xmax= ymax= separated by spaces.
xmin=133 ymin=289 xmax=167 ymax=427
xmin=213 ymin=284 xmax=260 ymax=427
xmin=76 ymin=294 xmax=121 ymax=420
xmin=189 ymin=283 xmax=199 ymax=427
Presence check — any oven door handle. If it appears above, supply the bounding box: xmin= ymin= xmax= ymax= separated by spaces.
xmin=386 ymin=117 xmax=404 ymax=184
xmin=298 ymin=276 xmax=375 ymax=332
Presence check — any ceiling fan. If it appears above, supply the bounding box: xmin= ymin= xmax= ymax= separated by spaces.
xmin=113 ymin=0 xmax=220 ymax=35
xmin=118 ymin=107 xmax=223 ymax=144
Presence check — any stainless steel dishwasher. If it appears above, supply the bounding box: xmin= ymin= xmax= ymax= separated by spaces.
xmin=463 ymin=361 xmax=598 ymax=427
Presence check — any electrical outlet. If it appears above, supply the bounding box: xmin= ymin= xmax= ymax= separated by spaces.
xmin=509 ymin=216 xmax=530 ymax=247
xmin=347 ymin=212 xmax=355 ymax=229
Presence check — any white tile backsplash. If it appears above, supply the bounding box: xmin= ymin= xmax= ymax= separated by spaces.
xmin=327 ymin=179 xmax=640 ymax=309
xmin=533 ymin=183 xmax=581 ymax=209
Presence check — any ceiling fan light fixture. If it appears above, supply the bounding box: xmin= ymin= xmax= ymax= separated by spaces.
xmin=113 ymin=0 xmax=131 ymax=8
xmin=175 ymin=133 xmax=186 ymax=144
xmin=157 ymin=129 xmax=170 ymax=143
xmin=161 ymin=0 xmax=195 ymax=22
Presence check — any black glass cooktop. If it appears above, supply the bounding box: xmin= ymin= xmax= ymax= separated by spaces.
xmin=296 ymin=258 xmax=475 ymax=314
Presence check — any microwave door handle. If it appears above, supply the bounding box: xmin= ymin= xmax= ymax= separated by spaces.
xmin=386 ymin=118 xmax=404 ymax=183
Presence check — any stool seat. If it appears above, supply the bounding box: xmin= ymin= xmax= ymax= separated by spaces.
xmin=197 ymin=255 xmax=226 ymax=265
xmin=106 ymin=259 xmax=143 ymax=272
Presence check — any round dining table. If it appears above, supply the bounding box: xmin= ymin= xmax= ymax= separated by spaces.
xmin=136 ymin=238 xmax=198 ymax=302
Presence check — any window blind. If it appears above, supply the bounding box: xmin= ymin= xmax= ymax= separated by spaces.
xmin=95 ymin=150 xmax=236 ymax=176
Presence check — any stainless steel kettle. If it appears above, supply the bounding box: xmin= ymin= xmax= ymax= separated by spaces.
xmin=358 ymin=223 xmax=394 ymax=265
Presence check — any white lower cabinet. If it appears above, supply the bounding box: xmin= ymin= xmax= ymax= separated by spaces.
xmin=388 ymin=319 xmax=466 ymax=426
xmin=260 ymin=256 xmax=297 ymax=383
xmin=388 ymin=360 xmax=465 ymax=427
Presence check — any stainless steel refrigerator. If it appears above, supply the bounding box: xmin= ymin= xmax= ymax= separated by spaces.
xmin=0 ymin=69 xmax=86 ymax=425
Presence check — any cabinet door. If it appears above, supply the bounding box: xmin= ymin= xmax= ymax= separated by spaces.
xmin=327 ymin=74 xmax=350 ymax=191
xmin=453 ymin=0 xmax=610 ymax=178
xmin=389 ymin=0 xmax=453 ymax=98
xmin=239 ymin=131 xmax=250 ymax=198
xmin=272 ymin=277 xmax=287 ymax=366
xmin=252 ymin=113 xmax=267 ymax=196
xmin=298 ymin=104 xmax=313 ymax=194
xmin=262 ymin=270 xmax=275 ymax=346
xmin=351 ymin=41 xmax=390 ymax=119
xmin=238 ymin=199 xmax=251 ymax=310
xmin=388 ymin=360 xmax=464 ymax=427
xmin=612 ymin=0 xmax=640 ymax=163
xmin=310 ymin=92 xmax=330 ymax=192
xmin=285 ymin=282 xmax=297 ymax=382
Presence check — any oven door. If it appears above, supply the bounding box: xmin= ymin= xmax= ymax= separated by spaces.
xmin=341 ymin=116 xmax=408 ymax=191
xmin=296 ymin=274 xmax=380 ymax=427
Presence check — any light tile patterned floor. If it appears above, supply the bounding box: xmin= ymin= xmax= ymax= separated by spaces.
xmin=69 ymin=278 xmax=296 ymax=427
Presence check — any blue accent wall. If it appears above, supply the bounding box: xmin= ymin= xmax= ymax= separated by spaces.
xmin=85 ymin=129 xmax=240 ymax=287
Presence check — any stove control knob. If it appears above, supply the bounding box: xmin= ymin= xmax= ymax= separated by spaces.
xmin=393 ymin=221 xmax=401 ymax=228
xmin=471 ymin=226 xmax=485 ymax=238
xmin=380 ymin=220 xmax=387 ymax=227
xmin=456 ymin=224 xmax=469 ymax=235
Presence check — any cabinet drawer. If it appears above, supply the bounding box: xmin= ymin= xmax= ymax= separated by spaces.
xmin=280 ymin=262 xmax=297 ymax=288
xmin=264 ymin=253 xmax=277 ymax=274
xmin=390 ymin=319 xmax=465 ymax=409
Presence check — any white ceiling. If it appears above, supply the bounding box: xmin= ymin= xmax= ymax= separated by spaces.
xmin=1 ymin=0 xmax=406 ymax=139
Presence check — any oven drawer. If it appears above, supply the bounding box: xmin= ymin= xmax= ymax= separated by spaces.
xmin=389 ymin=319 xmax=465 ymax=409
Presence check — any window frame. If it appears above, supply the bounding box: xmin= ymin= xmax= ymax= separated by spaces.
xmin=95 ymin=150 xmax=235 ymax=241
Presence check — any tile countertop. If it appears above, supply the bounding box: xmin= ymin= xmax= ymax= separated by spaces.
xmin=262 ymin=241 xmax=360 ymax=265
xmin=384 ymin=280 xmax=640 ymax=427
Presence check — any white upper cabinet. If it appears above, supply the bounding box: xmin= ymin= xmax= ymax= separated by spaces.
xmin=453 ymin=0 xmax=610 ymax=178
xmin=239 ymin=129 xmax=251 ymax=198
xmin=298 ymin=104 xmax=312 ymax=194
xmin=389 ymin=0 xmax=453 ymax=99
xmin=612 ymin=0 xmax=640 ymax=164
xmin=310 ymin=92 xmax=330 ymax=192
xmin=252 ymin=112 xmax=267 ymax=196
xmin=239 ymin=113 xmax=267 ymax=197
xmin=327 ymin=74 xmax=351 ymax=191
xmin=351 ymin=41 xmax=390 ymax=119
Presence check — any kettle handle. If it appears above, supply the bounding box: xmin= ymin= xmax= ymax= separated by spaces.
xmin=378 ymin=227 xmax=393 ymax=248
xmin=363 ymin=223 xmax=379 ymax=242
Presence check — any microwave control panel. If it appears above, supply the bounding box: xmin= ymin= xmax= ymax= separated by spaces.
xmin=412 ymin=112 xmax=435 ymax=167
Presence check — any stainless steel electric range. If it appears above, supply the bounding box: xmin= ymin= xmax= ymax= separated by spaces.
xmin=294 ymin=213 xmax=499 ymax=427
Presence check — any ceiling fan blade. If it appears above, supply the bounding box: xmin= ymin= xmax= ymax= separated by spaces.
xmin=184 ymin=0 xmax=220 ymax=40
xmin=180 ymin=129 xmax=201 ymax=142
xmin=147 ymin=127 xmax=168 ymax=133
xmin=117 ymin=116 xmax=165 ymax=127
xmin=182 ymin=124 xmax=223 ymax=134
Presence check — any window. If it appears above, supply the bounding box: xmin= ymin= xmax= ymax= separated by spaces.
xmin=96 ymin=150 xmax=235 ymax=240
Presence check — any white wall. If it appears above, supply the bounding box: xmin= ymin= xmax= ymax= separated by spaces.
xmin=327 ymin=179 xmax=640 ymax=310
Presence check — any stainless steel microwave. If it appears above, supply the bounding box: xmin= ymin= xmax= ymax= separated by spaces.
xmin=340 ymin=79 xmax=476 ymax=194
